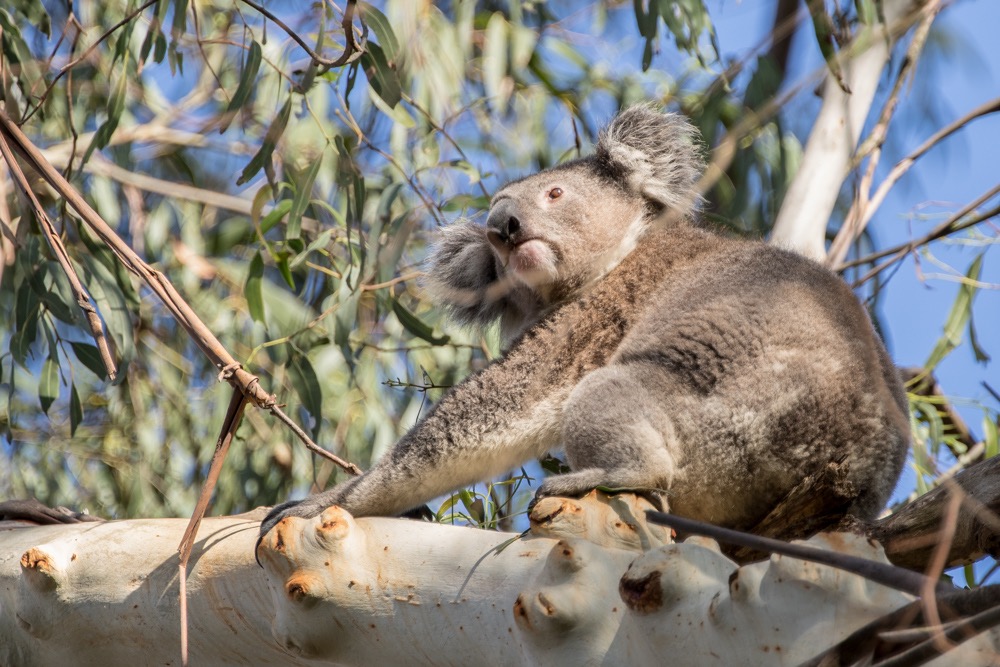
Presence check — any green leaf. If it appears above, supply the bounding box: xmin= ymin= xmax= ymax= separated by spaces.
xmin=333 ymin=280 xmax=361 ymax=348
xmin=246 ymin=252 xmax=265 ymax=323
xmin=807 ymin=0 xmax=850 ymax=94
xmin=71 ymin=342 xmax=108 ymax=380
xmin=286 ymin=156 xmax=323 ymax=241
xmin=39 ymin=355 xmax=60 ymax=414
xmin=221 ymin=40 xmax=263 ymax=132
xmin=391 ymin=299 xmax=450 ymax=346
xmin=0 ymin=9 xmax=33 ymax=69
xmin=968 ymin=311 xmax=991 ymax=364
xmin=368 ymin=86 xmax=415 ymax=126
xmin=70 ymin=382 xmax=83 ymax=436
xmin=288 ymin=354 xmax=323 ymax=439
xmin=984 ymin=417 xmax=999 ymax=460
xmin=459 ymin=491 xmax=484 ymax=524
xmin=924 ymin=254 xmax=984 ymax=371
xmin=261 ymin=199 xmax=294 ymax=234
xmin=138 ymin=21 xmax=159 ymax=66
xmin=39 ymin=261 xmax=79 ymax=325
xmin=361 ymin=3 xmax=399 ymax=63
xmin=360 ymin=42 xmax=401 ymax=107
xmin=154 ymin=30 xmax=168 ymax=63
xmin=509 ymin=24 xmax=538 ymax=70
xmin=237 ymin=97 xmax=292 ymax=186
xmin=855 ymin=0 xmax=878 ymax=24
xmin=744 ymin=56 xmax=780 ymax=112
xmin=171 ymin=0 xmax=189 ymax=37
xmin=483 ymin=13 xmax=509 ymax=107
xmin=11 ymin=304 xmax=39 ymax=367
xmin=83 ymin=57 xmax=131 ymax=163
xmin=276 ymin=253 xmax=295 ymax=289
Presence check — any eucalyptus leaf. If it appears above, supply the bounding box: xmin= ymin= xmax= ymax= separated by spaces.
xmin=288 ymin=353 xmax=324 ymax=439
xmin=361 ymin=3 xmax=399 ymax=63
xmin=39 ymin=355 xmax=60 ymax=414
xmin=71 ymin=342 xmax=109 ymax=381
xmin=391 ymin=299 xmax=450 ymax=346
xmin=221 ymin=40 xmax=263 ymax=132
xmin=246 ymin=252 xmax=265 ymax=324
xmin=237 ymin=97 xmax=293 ymax=186
xmin=70 ymin=382 xmax=83 ymax=436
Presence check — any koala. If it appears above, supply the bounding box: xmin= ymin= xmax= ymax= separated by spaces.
xmin=259 ymin=105 xmax=909 ymax=542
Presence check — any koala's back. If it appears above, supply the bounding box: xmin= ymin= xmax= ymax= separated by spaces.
xmin=603 ymin=227 xmax=909 ymax=530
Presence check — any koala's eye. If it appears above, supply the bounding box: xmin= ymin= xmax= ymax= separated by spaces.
xmin=547 ymin=187 xmax=563 ymax=200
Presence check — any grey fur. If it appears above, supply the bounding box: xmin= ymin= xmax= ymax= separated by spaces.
xmin=260 ymin=106 xmax=908 ymax=540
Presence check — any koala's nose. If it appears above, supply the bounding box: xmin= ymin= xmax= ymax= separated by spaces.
xmin=486 ymin=199 xmax=521 ymax=249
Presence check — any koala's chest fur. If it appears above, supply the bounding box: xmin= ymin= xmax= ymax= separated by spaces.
xmin=507 ymin=225 xmax=741 ymax=389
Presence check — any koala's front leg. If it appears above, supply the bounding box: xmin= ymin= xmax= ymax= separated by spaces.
xmin=259 ymin=352 xmax=569 ymax=540
xmin=535 ymin=364 xmax=677 ymax=509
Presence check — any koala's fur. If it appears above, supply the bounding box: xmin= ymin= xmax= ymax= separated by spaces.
xmin=260 ymin=106 xmax=909 ymax=539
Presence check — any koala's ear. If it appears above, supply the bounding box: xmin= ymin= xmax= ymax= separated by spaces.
xmin=595 ymin=105 xmax=704 ymax=214
xmin=421 ymin=220 xmax=508 ymax=327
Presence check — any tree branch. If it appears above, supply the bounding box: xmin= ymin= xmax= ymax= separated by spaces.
xmin=769 ymin=0 xmax=928 ymax=260
xmin=238 ymin=0 xmax=366 ymax=71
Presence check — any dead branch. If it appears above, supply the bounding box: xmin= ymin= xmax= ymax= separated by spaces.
xmin=871 ymin=455 xmax=1000 ymax=571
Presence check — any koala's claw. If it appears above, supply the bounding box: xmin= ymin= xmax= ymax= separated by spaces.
xmin=255 ymin=499 xmax=310 ymax=567
xmin=528 ymin=485 xmax=666 ymax=515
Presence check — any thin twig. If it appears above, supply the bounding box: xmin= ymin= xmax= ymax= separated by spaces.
xmin=849 ymin=199 xmax=1000 ymax=288
xmin=918 ymin=489 xmax=962 ymax=655
xmin=874 ymin=602 xmax=1000 ymax=667
xmin=361 ymin=271 xmax=421 ymax=291
xmin=270 ymin=404 xmax=362 ymax=476
xmin=177 ymin=388 xmax=248 ymax=666
xmin=841 ymin=183 xmax=1000 ymax=271
xmin=830 ymin=96 xmax=1000 ymax=267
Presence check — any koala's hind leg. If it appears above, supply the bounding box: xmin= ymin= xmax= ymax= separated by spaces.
xmin=539 ymin=365 xmax=677 ymax=507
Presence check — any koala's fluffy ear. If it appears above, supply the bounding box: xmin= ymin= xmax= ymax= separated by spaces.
xmin=595 ymin=105 xmax=704 ymax=215
xmin=421 ymin=220 xmax=507 ymax=327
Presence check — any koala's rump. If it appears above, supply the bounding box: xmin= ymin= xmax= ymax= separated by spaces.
xmin=605 ymin=242 xmax=907 ymax=530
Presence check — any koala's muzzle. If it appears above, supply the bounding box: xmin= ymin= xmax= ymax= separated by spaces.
xmin=486 ymin=197 xmax=523 ymax=250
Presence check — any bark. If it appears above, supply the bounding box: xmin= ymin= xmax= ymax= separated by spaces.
xmin=871 ymin=454 xmax=1000 ymax=571
xmin=3 ymin=490 xmax=1000 ymax=666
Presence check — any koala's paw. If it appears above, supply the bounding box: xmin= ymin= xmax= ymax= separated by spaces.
xmin=256 ymin=497 xmax=327 ymax=566
xmin=532 ymin=473 xmax=667 ymax=513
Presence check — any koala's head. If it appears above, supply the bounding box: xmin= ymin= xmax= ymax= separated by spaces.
xmin=425 ymin=105 xmax=703 ymax=339
xmin=490 ymin=105 xmax=701 ymax=295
